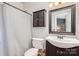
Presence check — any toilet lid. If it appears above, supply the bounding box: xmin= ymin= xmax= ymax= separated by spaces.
xmin=24 ymin=48 xmax=38 ymax=56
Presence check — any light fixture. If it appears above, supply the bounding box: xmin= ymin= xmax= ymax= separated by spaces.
xmin=48 ymin=3 xmax=53 ymax=8
xmin=54 ymin=2 xmax=60 ymax=6
xmin=49 ymin=2 xmax=65 ymax=8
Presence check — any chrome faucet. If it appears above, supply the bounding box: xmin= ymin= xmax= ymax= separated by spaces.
xmin=57 ymin=35 xmax=63 ymax=39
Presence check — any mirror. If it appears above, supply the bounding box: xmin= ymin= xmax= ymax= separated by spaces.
xmin=49 ymin=4 xmax=76 ymax=35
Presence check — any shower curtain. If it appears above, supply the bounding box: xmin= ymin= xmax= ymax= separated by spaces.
xmin=0 ymin=3 xmax=32 ymax=56
xmin=0 ymin=3 xmax=6 ymax=56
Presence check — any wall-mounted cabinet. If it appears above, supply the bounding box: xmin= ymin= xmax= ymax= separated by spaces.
xmin=33 ymin=9 xmax=46 ymax=27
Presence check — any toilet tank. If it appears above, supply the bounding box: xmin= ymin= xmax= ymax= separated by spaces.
xmin=32 ymin=38 xmax=45 ymax=49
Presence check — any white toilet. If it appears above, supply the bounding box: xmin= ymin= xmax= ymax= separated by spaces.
xmin=24 ymin=38 xmax=45 ymax=56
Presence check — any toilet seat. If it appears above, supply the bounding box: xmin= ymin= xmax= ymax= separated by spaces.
xmin=24 ymin=48 xmax=38 ymax=56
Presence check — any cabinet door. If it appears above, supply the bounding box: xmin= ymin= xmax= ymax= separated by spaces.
xmin=33 ymin=12 xmax=39 ymax=27
xmin=38 ymin=11 xmax=45 ymax=27
xmin=33 ymin=9 xmax=45 ymax=27
xmin=46 ymin=41 xmax=57 ymax=56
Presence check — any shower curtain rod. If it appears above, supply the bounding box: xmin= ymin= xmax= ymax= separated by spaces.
xmin=3 ymin=2 xmax=32 ymax=16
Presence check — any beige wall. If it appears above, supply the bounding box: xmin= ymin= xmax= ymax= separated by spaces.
xmin=7 ymin=2 xmax=24 ymax=10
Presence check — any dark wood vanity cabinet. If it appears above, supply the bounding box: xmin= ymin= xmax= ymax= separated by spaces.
xmin=33 ymin=9 xmax=46 ymax=27
xmin=46 ymin=40 xmax=79 ymax=56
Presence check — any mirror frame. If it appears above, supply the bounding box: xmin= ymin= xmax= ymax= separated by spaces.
xmin=49 ymin=4 xmax=76 ymax=35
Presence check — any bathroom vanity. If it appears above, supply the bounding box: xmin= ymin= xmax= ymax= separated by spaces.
xmin=46 ymin=40 xmax=79 ymax=56
xmin=46 ymin=36 xmax=79 ymax=56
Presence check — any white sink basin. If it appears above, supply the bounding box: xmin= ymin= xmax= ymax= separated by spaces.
xmin=46 ymin=36 xmax=79 ymax=48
